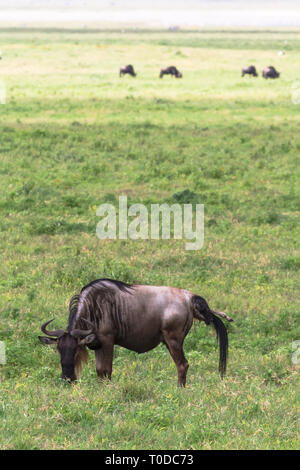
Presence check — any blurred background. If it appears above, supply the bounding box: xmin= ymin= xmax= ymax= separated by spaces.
xmin=1 ymin=1 xmax=300 ymax=28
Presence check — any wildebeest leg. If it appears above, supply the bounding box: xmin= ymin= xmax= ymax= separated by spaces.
xmin=162 ymin=330 xmax=189 ymax=387
xmin=95 ymin=339 xmax=114 ymax=382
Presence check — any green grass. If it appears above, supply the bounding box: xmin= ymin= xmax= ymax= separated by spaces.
xmin=0 ymin=29 xmax=299 ymax=450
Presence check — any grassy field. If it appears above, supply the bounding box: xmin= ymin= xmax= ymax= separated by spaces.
xmin=0 ymin=28 xmax=299 ymax=450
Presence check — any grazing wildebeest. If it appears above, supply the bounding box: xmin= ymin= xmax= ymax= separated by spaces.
xmin=241 ymin=65 xmax=258 ymax=77
xmin=119 ymin=64 xmax=136 ymax=77
xmin=160 ymin=66 xmax=182 ymax=78
xmin=38 ymin=279 xmax=232 ymax=386
xmin=262 ymin=66 xmax=280 ymax=79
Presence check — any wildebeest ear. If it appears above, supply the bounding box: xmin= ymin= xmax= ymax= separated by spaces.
xmin=38 ymin=336 xmax=57 ymax=345
xmin=79 ymin=334 xmax=96 ymax=346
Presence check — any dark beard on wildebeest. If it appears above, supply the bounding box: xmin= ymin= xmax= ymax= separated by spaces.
xmin=38 ymin=278 xmax=232 ymax=386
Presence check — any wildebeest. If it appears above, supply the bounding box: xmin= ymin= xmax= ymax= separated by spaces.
xmin=160 ymin=66 xmax=182 ymax=78
xmin=262 ymin=66 xmax=280 ymax=79
xmin=119 ymin=64 xmax=136 ymax=77
xmin=38 ymin=279 xmax=232 ymax=386
xmin=241 ymin=65 xmax=258 ymax=77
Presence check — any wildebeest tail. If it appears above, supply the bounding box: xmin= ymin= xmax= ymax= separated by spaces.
xmin=211 ymin=312 xmax=228 ymax=378
xmin=192 ymin=295 xmax=228 ymax=378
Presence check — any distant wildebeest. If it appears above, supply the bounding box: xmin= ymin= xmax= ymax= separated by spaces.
xmin=241 ymin=65 xmax=258 ymax=77
xmin=119 ymin=64 xmax=136 ymax=77
xmin=39 ymin=279 xmax=232 ymax=386
xmin=160 ymin=66 xmax=182 ymax=78
xmin=262 ymin=66 xmax=280 ymax=79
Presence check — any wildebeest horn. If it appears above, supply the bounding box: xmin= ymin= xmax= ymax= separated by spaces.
xmin=212 ymin=310 xmax=234 ymax=322
xmin=70 ymin=328 xmax=93 ymax=338
xmin=41 ymin=319 xmax=65 ymax=337
xmin=70 ymin=318 xmax=95 ymax=338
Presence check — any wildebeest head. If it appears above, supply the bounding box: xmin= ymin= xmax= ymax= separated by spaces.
xmin=38 ymin=319 xmax=96 ymax=382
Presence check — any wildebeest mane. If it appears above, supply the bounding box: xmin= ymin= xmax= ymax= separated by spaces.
xmin=67 ymin=294 xmax=81 ymax=332
xmin=81 ymin=278 xmax=134 ymax=293
xmin=67 ymin=279 xmax=135 ymax=336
